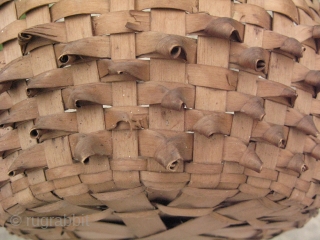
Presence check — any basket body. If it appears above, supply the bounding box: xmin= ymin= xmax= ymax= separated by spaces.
xmin=1 ymin=0 xmax=320 ymax=239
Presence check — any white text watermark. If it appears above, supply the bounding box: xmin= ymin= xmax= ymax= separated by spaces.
xmin=9 ymin=214 xmax=89 ymax=229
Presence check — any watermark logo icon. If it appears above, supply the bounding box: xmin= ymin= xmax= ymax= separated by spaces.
xmin=9 ymin=215 xmax=22 ymax=226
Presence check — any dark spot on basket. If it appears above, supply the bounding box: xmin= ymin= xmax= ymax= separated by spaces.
xmin=279 ymin=139 xmax=286 ymax=148
xmin=302 ymin=164 xmax=308 ymax=172
xmin=59 ymin=55 xmax=69 ymax=63
xmin=26 ymin=89 xmax=32 ymax=96
xmin=170 ymin=46 xmax=181 ymax=58
xmin=8 ymin=171 xmax=15 ymax=177
xmin=30 ymin=129 xmax=39 ymax=138
xmin=256 ymin=60 xmax=265 ymax=71
xmin=169 ymin=161 xmax=178 ymax=171
xmin=75 ymin=101 xmax=81 ymax=108
xmin=83 ymin=157 xmax=90 ymax=165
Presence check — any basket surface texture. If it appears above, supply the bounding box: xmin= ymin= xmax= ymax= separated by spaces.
xmin=1 ymin=0 xmax=320 ymax=239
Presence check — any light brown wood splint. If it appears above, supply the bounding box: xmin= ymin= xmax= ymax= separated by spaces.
xmin=0 ymin=0 xmax=11 ymax=7
xmin=30 ymin=112 xmax=78 ymax=141
xmin=168 ymin=187 xmax=239 ymax=209
xmin=135 ymin=0 xmax=198 ymax=12
xmin=230 ymin=43 xmax=270 ymax=73
xmin=292 ymin=25 xmax=320 ymax=43
xmin=304 ymin=70 xmax=320 ymax=90
xmin=15 ymin=0 xmax=60 ymax=18
xmin=262 ymin=31 xmax=306 ymax=58
xmin=58 ymin=36 xmax=110 ymax=66
xmin=92 ymin=186 xmax=153 ymax=211
xmin=136 ymin=32 xmax=197 ymax=63
xmin=311 ymin=99 xmax=320 ymax=116
xmin=0 ymin=20 xmax=27 ymax=45
xmin=304 ymin=135 xmax=320 ymax=159
xmin=277 ymin=150 xmax=308 ymax=174
xmin=186 ymin=14 xmax=244 ymax=42
xmin=45 ymin=163 xmax=85 ymax=182
xmin=186 ymin=13 xmax=216 ymax=34
xmin=0 ymin=52 xmax=5 ymax=70
xmin=93 ymin=10 xmax=150 ymax=35
xmin=140 ymin=171 xmax=189 ymax=191
xmin=0 ymin=55 xmax=33 ymax=84
xmin=251 ymin=121 xmax=286 ymax=148
xmin=184 ymin=162 xmax=223 ymax=175
xmin=137 ymin=81 xmax=195 ymax=110
xmin=191 ymin=111 xmax=233 ymax=137
xmin=292 ymin=82 xmax=315 ymax=98
xmin=0 ymin=129 xmax=20 ymax=154
xmin=68 ymin=130 xmax=112 ymax=161
xmin=292 ymin=0 xmax=314 ymax=20
xmin=0 ymin=83 xmax=11 ymax=96
xmin=204 ymin=18 xmax=244 ymax=42
xmin=0 ymin=92 xmax=13 ymax=113
xmin=61 ymin=83 xmax=112 ymax=109
xmin=7 ymin=144 xmax=46 ymax=177
xmin=232 ymin=3 xmax=272 ymax=30
xmin=226 ymin=91 xmax=265 ymax=120
xmin=0 ymin=98 xmax=39 ymax=126
xmin=97 ymin=59 xmax=150 ymax=82
xmin=71 ymin=131 xmax=112 ymax=164
xmin=139 ymin=130 xmax=192 ymax=171
xmin=263 ymin=0 xmax=299 ymax=23
xmin=312 ymin=25 xmax=320 ymax=38
xmin=143 ymin=213 xmax=242 ymax=240
xmin=1 ymin=1 xmax=320 ymax=239
xmin=256 ymin=79 xmax=297 ymax=107
xmin=105 ymin=106 xmax=149 ymax=131
xmin=303 ymin=2 xmax=319 ymax=18
xmin=156 ymin=204 xmax=213 ymax=217
xmin=187 ymin=64 xmax=238 ymax=90
xmin=50 ymin=0 xmax=109 ymax=22
xmin=116 ymin=210 xmax=167 ymax=238
xmin=291 ymin=63 xmax=320 ymax=89
xmin=110 ymin=160 xmax=147 ymax=173
xmin=285 ymin=107 xmax=319 ymax=136
xmin=18 ymin=22 xmax=67 ymax=54
xmin=26 ymin=67 xmax=73 ymax=97
xmin=223 ymin=136 xmax=263 ymax=173
xmin=280 ymin=38 xmax=307 ymax=58
xmin=125 ymin=10 xmax=151 ymax=32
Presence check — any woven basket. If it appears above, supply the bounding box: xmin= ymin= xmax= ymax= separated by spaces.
xmin=1 ymin=0 xmax=320 ymax=239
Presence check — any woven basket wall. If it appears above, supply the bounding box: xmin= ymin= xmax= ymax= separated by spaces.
xmin=1 ymin=0 xmax=320 ymax=239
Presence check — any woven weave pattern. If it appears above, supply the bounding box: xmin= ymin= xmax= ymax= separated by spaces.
xmin=1 ymin=0 xmax=320 ymax=239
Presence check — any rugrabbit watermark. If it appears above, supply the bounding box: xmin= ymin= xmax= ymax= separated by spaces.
xmin=9 ymin=214 xmax=89 ymax=229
